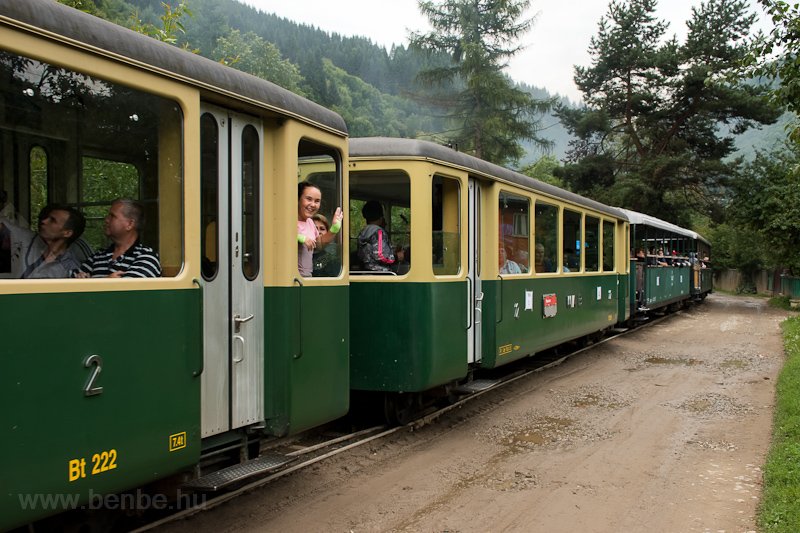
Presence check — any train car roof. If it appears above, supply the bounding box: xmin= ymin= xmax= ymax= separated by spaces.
xmin=0 ymin=0 xmax=347 ymax=136
xmin=350 ymin=137 xmax=628 ymax=220
xmin=617 ymin=208 xmax=710 ymax=245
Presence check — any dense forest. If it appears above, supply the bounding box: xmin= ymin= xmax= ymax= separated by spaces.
xmin=65 ymin=0 xmax=784 ymax=164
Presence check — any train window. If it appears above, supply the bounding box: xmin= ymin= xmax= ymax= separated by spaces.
xmin=348 ymin=169 xmax=409 ymax=275
xmin=299 ymin=141 xmax=343 ymax=277
xmin=241 ymin=125 xmax=260 ymax=281
xmin=534 ymin=201 xmax=558 ymax=273
xmin=200 ymin=113 xmax=219 ymax=280
xmin=603 ymin=220 xmax=615 ymax=271
xmin=562 ymin=209 xmax=582 ymax=272
xmin=498 ymin=191 xmax=529 ymax=274
xmin=585 ymin=215 xmax=600 ymax=272
xmin=432 ymin=175 xmax=460 ymax=276
xmin=0 ymin=50 xmax=184 ymax=278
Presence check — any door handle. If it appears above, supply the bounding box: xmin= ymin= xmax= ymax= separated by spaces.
xmin=233 ymin=313 xmax=254 ymax=333
xmin=233 ymin=335 xmax=245 ymax=363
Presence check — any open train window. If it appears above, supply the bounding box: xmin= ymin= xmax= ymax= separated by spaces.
xmin=298 ymin=140 xmax=343 ymax=277
xmin=0 ymin=50 xmax=184 ymax=278
xmin=348 ymin=170 xmax=410 ymax=276
xmin=498 ymin=191 xmax=529 ymax=274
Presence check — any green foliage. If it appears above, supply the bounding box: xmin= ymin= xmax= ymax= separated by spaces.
xmin=128 ymin=1 xmax=194 ymax=47
xmin=320 ymin=59 xmax=439 ymax=138
xmin=706 ymin=222 xmax=764 ymax=273
xmin=727 ymin=141 xmax=800 ymax=272
xmin=29 ymin=147 xmax=48 ymax=230
xmin=518 ymin=155 xmax=565 ymax=188
xmin=57 ymin=0 xmax=104 ymax=15
xmin=56 ymin=0 xmax=133 ymax=23
xmin=212 ymin=30 xmax=305 ymax=94
xmin=743 ymin=1 xmax=800 ymax=143
xmin=768 ymin=295 xmax=797 ymax=310
xmin=558 ymin=0 xmax=781 ymax=225
xmin=758 ymin=315 xmax=800 ymax=531
xmin=410 ymin=0 xmax=552 ymax=166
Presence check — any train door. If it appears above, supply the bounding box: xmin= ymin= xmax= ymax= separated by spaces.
xmin=200 ymin=106 xmax=265 ymax=438
xmin=467 ymin=177 xmax=483 ymax=364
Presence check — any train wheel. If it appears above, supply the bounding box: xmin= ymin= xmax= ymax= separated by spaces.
xmin=384 ymin=393 xmax=418 ymax=425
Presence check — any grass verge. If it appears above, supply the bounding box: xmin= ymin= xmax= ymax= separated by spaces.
xmin=758 ymin=314 xmax=800 ymax=531
xmin=769 ymin=295 xmax=800 ymax=311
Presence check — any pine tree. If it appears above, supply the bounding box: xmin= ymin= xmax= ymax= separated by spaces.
xmin=743 ymin=0 xmax=800 ymax=142
xmin=557 ymin=0 xmax=780 ymax=224
xmin=410 ymin=0 xmax=551 ymax=166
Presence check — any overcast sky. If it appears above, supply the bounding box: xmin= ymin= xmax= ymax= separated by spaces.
xmin=239 ymin=0 xmax=770 ymax=102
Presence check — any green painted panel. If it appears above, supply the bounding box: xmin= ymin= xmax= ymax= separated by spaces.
xmin=263 ymin=286 xmax=349 ymax=436
xmin=481 ymin=275 xmax=619 ymax=368
xmin=700 ymin=270 xmax=713 ymax=293
xmin=781 ymin=276 xmax=800 ymax=298
xmin=0 ymin=289 xmax=201 ymax=530
xmin=644 ymin=267 xmax=691 ymax=308
xmin=350 ymin=282 xmax=468 ymax=392
xmin=620 ymin=271 xmax=631 ymax=323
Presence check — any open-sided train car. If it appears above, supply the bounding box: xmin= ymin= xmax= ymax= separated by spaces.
xmin=691 ymin=231 xmax=713 ymax=299
xmin=347 ymin=137 xmax=629 ymax=421
xmin=619 ymin=208 xmax=712 ymax=317
xmin=0 ymin=1 xmax=349 ymax=528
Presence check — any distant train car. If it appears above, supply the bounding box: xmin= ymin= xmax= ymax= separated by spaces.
xmin=691 ymin=231 xmax=713 ymax=299
xmin=619 ymin=208 xmax=712 ymax=317
xmin=347 ymin=137 xmax=629 ymax=421
xmin=0 ymin=1 xmax=348 ymax=528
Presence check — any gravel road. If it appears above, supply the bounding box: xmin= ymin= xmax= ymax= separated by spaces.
xmin=163 ymin=293 xmax=788 ymax=533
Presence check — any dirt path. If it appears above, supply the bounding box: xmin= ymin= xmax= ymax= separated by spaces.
xmin=165 ymin=294 xmax=788 ymax=533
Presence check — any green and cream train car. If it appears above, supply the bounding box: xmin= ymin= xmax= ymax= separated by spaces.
xmin=0 ymin=1 xmax=348 ymax=528
xmin=619 ymin=208 xmax=712 ymax=316
xmin=347 ymin=137 xmax=629 ymax=421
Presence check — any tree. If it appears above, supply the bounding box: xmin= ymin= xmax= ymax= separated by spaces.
xmin=518 ymin=155 xmax=565 ymax=188
xmin=409 ymin=0 xmax=551 ymax=166
xmin=211 ymin=30 xmax=305 ymax=94
xmin=557 ymin=0 xmax=780 ymax=225
xmin=743 ymin=1 xmax=800 ymax=142
xmin=127 ymin=1 xmax=194 ymax=48
xmin=56 ymin=0 xmax=132 ymax=23
xmin=727 ymin=142 xmax=800 ymax=273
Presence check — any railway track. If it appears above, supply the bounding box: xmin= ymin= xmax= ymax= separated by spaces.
xmin=131 ymin=311 xmax=680 ymax=532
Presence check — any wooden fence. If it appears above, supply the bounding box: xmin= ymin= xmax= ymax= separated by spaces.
xmin=714 ymin=269 xmax=800 ymax=298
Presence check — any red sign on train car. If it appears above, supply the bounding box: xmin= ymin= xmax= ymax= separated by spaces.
xmin=543 ymin=293 xmax=557 ymax=318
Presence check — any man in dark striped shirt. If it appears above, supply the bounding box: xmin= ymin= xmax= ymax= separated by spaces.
xmin=75 ymin=198 xmax=161 ymax=278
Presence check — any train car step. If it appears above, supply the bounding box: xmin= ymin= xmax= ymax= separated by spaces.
xmin=184 ymin=454 xmax=295 ymax=491
xmin=453 ymin=379 xmax=501 ymax=394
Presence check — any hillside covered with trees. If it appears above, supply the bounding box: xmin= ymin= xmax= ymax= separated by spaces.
xmin=58 ymin=0 xmax=799 ymax=279
xmin=60 ymin=0 xmax=572 ymax=162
